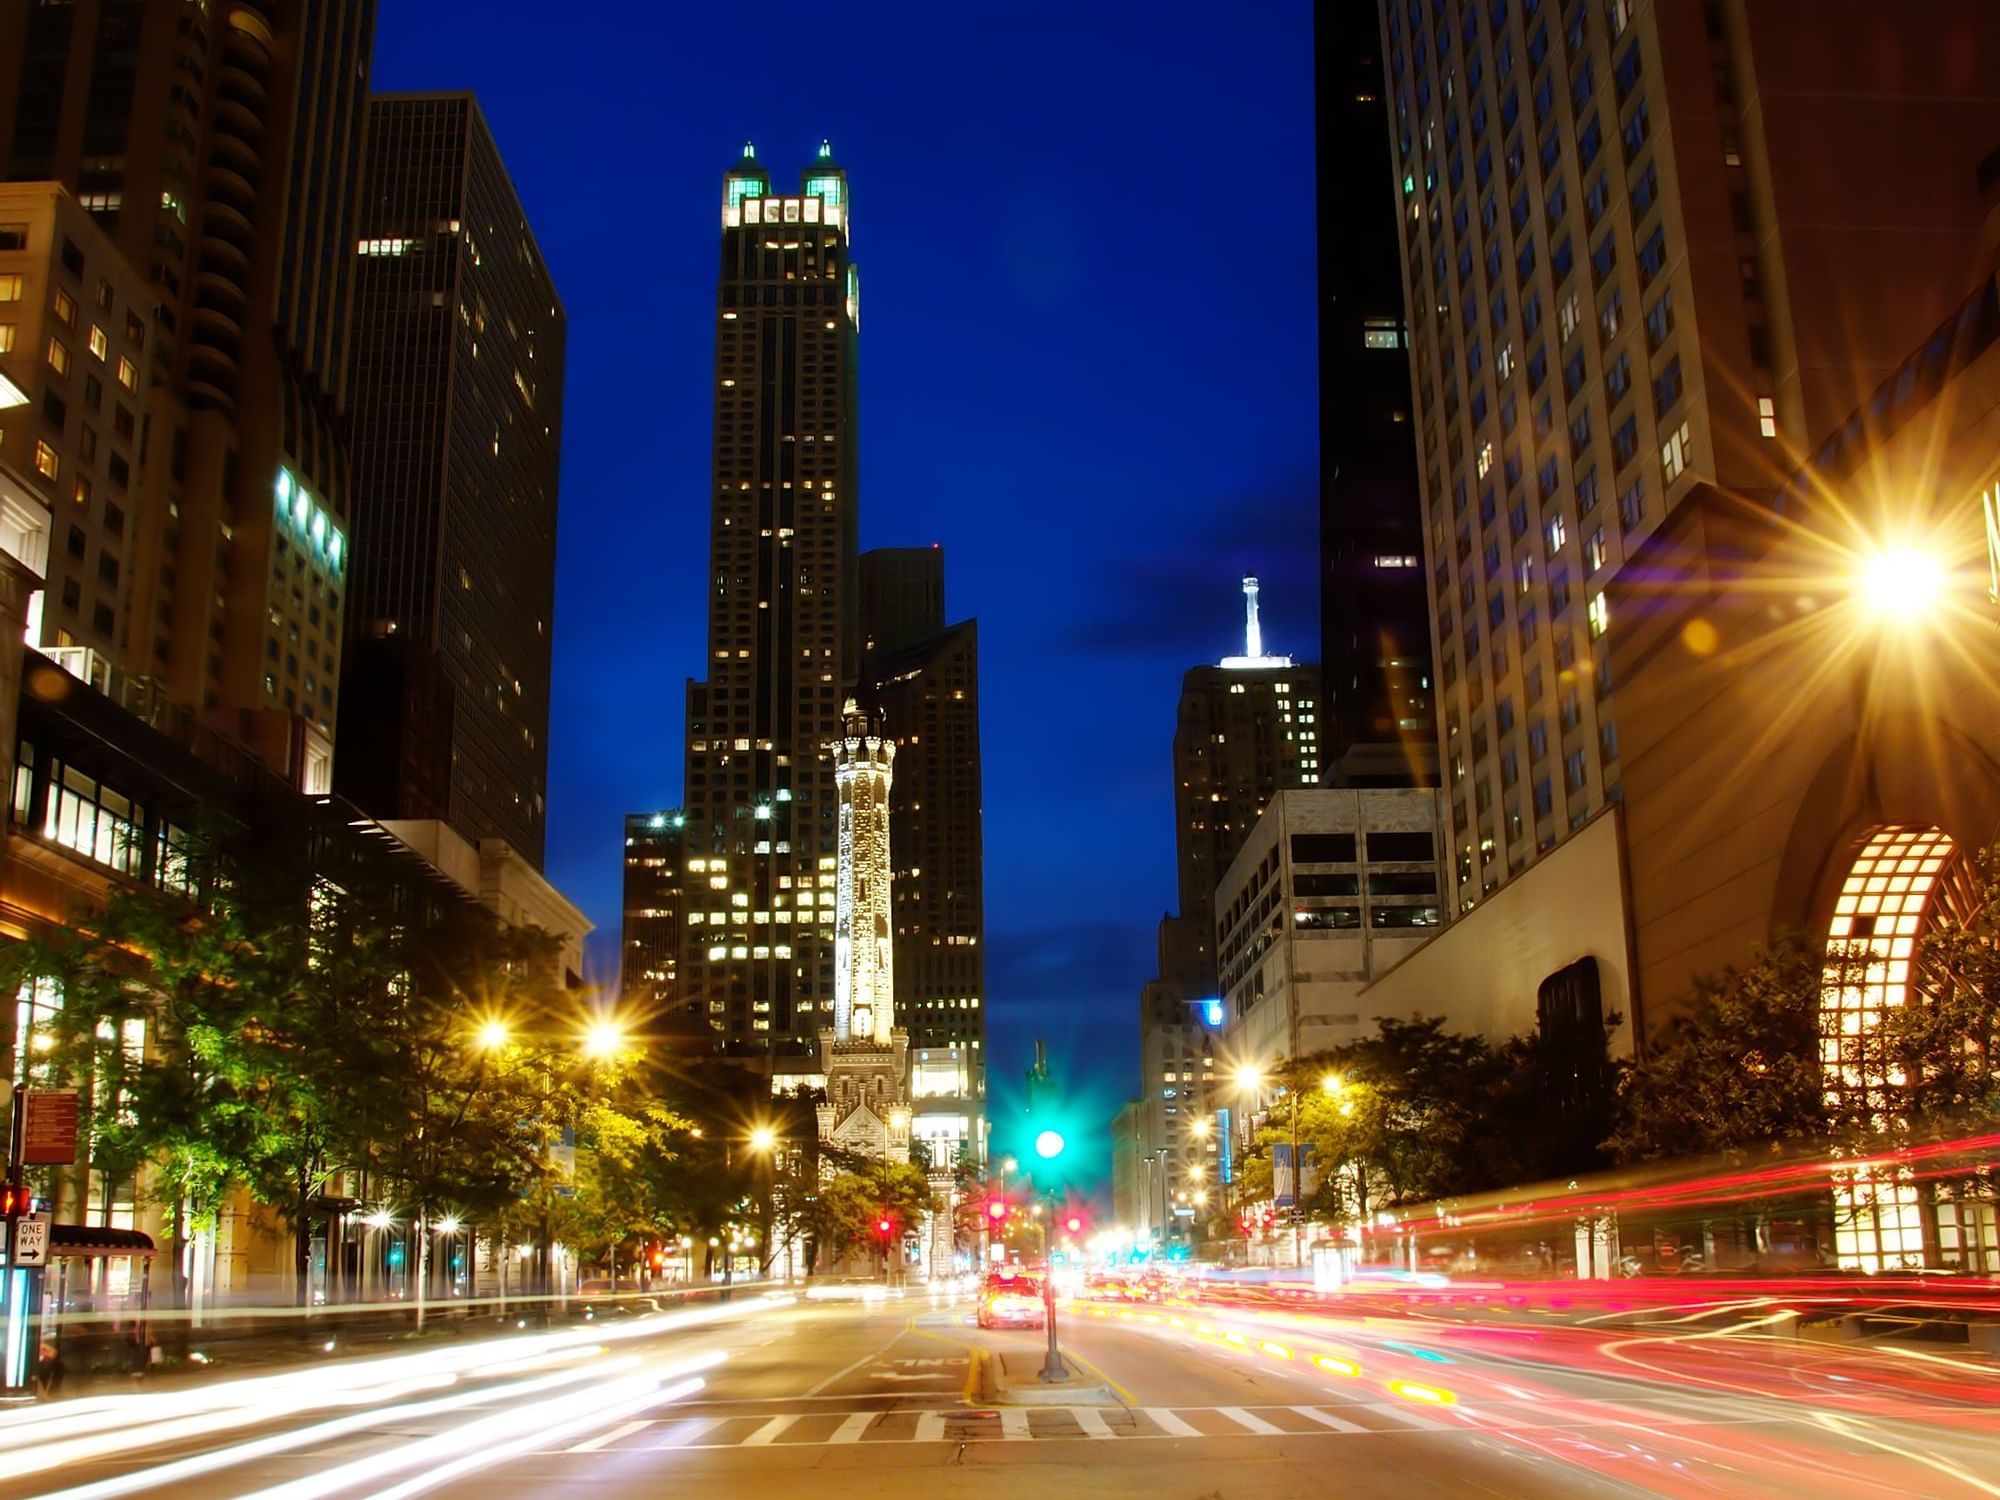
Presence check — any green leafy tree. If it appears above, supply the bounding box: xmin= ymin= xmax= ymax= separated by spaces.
xmin=1880 ymin=847 xmax=2000 ymax=1138
xmin=1606 ymin=934 xmax=1831 ymax=1163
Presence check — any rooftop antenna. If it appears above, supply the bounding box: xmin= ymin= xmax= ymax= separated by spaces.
xmin=1243 ymin=576 xmax=1263 ymax=661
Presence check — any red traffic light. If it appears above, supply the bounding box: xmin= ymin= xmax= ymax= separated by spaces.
xmin=876 ymin=1217 xmax=893 ymax=1237
xmin=986 ymin=1199 xmax=1009 ymax=1223
xmin=0 ymin=1183 xmax=30 ymax=1216
xmin=1064 ymin=1215 xmax=1082 ymax=1234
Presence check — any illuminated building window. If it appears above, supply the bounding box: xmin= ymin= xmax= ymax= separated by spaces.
xmin=1821 ymin=826 xmax=1977 ymax=1271
xmin=46 ymin=337 xmax=69 ymax=375
xmin=1757 ymin=395 xmax=1777 ymax=439
xmin=1587 ymin=593 xmax=1608 ymax=637
xmin=33 ymin=440 xmax=58 ymax=481
xmin=87 ymin=325 xmax=106 ymax=360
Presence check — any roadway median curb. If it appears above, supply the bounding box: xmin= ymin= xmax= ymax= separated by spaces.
xmin=975 ymin=1348 xmax=1117 ymax=1406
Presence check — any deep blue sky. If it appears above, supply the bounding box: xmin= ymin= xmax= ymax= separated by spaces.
xmin=372 ymin=0 xmax=1320 ymax=1185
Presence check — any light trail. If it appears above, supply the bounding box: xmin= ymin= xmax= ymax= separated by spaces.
xmin=27 ymin=1357 xmax=655 ymax=1500
xmin=3 ymin=1294 xmax=790 ymax=1484
xmin=234 ymin=1364 xmax=713 ymax=1500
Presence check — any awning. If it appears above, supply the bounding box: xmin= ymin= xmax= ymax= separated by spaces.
xmin=49 ymin=1225 xmax=156 ymax=1258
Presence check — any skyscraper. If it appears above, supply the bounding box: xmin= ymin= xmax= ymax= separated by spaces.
xmin=340 ymin=94 xmax=565 ymax=866
xmin=0 ymin=0 xmax=378 ymax=789
xmin=857 ymin=546 xmax=985 ymax=1165
xmin=680 ymin=143 xmax=858 ymax=1052
xmin=1378 ymin=0 xmax=2000 ymax=914
xmin=1316 ymin=0 xmax=1437 ymax=790
xmin=621 ymin=810 xmax=686 ymax=1019
xmin=1170 ymin=578 xmax=1322 ymax=985
xmin=858 ymin=546 xmax=943 ymax=656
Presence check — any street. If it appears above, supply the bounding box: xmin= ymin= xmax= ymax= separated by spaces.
xmin=3 ymin=1285 xmax=1996 ymax=1499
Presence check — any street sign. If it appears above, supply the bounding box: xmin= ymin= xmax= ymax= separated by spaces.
xmin=9 ymin=1213 xmax=51 ymax=1267
xmin=19 ymin=1091 xmax=80 ymax=1166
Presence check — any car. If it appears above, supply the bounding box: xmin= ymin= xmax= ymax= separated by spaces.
xmin=977 ymin=1269 xmax=1045 ymax=1329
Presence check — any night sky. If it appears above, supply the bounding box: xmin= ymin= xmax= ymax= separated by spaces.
xmin=371 ymin=0 xmax=1320 ymax=1185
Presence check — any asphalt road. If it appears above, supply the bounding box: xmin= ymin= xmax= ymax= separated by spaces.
xmin=5 ymin=1284 xmax=1996 ymax=1498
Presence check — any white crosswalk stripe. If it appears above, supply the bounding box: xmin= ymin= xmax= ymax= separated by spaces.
xmin=743 ymin=1415 xmax=801 ymax=1446
xmin=1289 ymin=1405 xmax=1365 ymax=1433
xmin=1145 ymin=1407 xmax=1204 ymax=1436
xmin=1073 ymin=1408 xmax=1115 ymax=1438
xmin=566 ymin=1419 xmax=655 ymax=1453
xmin=553 ymin=1404 xmax=1418 ymax=1453
xmin=1214 ymin=1406 xmax=1286 ymax=1435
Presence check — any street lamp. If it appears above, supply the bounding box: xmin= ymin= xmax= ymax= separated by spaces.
xmin=1858 ymin=543 xmax=1947 ymax=624
xmin=475 ymin=1020 xmax=510 ymax=1051
xmin=746 ymin=1126 xmax=780 ymax=1278
xmin=582 ymin=1020 xmax=625 ymax=1059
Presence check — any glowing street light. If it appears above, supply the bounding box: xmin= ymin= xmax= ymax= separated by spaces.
xmin=748 ymin=1126 xmax=778 ymax=1153
xmin=1320 ymin=1073 xmax=1345 ymax=1095
xmin=436 ymin=1215 xmax=461 ymax=1235
xmin=582 ymin=1020 xmax=625 ymax=1059
xmin=1189 ymin=1117 xmax=1212 ymax=1140
xmin=475 ymin=1019 xmax=510 ymax=1051
xmin=1034 ymin=1129 xmax=1065 ymax=1160
xmin=1858 ymin=545 xmax=1947 ymax=624
xmin=1233 ymin=1064 xmax=1264 ymax=1091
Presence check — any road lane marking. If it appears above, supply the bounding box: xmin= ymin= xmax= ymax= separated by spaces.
xmin=1290 ymin=1406 xmax=1365 ymax=1433
xmin=828 ymin=1413 xmax=874 ymax=1443
xmin=1000 ymin=1408 xmax=1031 ymax=1440
xmin=567 ymin=1419 xmax=655 ymax=1452
xmin=1215 ymin=1406 xmax=1285 ymax=1435
xmin=743 ymin=1415 xmax=801 ymax=1446
xmin=651 ymin=1417 xmax=723 ymax=1448
xmin=1145 ymin=1408 xmax=1203 ymax=1437
xmin=914 ymin=1412 xmax=947 ymax=1442
xmin=1072 ymin=1408 xmax=1115 ymax=1438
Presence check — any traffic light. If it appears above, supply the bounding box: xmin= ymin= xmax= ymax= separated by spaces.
xmin=986 ymin=1199 xmax=1009 ymax=1224
xmin=876 ymin=1216 xmax=894 ymax=1239
xmin=1064 ymin=1214 xmax=1083 ymax=1235
xmin=0 ymin=1183 xmax=28 ymax=1216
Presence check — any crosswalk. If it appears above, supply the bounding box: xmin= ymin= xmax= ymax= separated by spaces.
xmin=553 ymin=1402 xmax=1444 ymax=1453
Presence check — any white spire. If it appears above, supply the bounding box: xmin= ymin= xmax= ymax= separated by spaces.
xmin=1220 ymin=574 xmax=1293 ymax=670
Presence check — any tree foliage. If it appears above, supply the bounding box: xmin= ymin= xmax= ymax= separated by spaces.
xmin=1605 ymin=935 xmax=1830 ymax=1163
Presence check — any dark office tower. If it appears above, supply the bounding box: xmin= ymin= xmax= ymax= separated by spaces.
xmin=681 ymin=142 xmax=858 ymax=1053
xmin=339 ymin=94 xmax=564 ymax=866
xmin=1170 ymin=579 xmax=1321 ymax=988
xmin=0 ymin=1 xmax=377 ymax=791
xmin=860 ymin=583 xmax=983 ymax=1046
xmin=1315 ymin=0 xmax=1437 ymax=790
xmin=622 ymin=811 xmax=687 ymax=1019
xmin=858 ymin=546 xmax=943 ymax=655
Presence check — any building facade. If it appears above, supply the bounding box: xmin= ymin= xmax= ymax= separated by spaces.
xmin=1212 ymin=788 xmax=1444 ymax=1068
xmin=340 ymin=93 xmax=564 ymax=866
xmin=0 ymin=184 xmax=153 ymax=681
xmin=1378 ymin=0 xmax=2000 ymax=915
xmin=0 ymin=0 xmax=377 ymax=788
xmin=680 ymin=143 xmax=858 ymax=1053
xmin=1316 ymin=0 xmax=1437 ymax=788
xmin=621 ymin=810 xmax=686 ymax=1016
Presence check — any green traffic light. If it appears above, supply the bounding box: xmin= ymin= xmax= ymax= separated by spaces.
xmin=1034 ymin=1129 xmax=1065 ymax=1159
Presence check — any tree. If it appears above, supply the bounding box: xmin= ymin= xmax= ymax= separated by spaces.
xmin=1606 ymin=934 xmax=1830 ymax=1163
xmin=797 ymin=1159 xmax=934 ymax=1269
xmin=1880 ymin=846 xmax=2000 ymax=1138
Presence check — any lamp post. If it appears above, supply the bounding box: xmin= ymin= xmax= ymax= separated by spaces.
xmin=1033 ymin=1129 xmax=1068 ymax=1383
xmin=748 ymin=1126 xmax=779 ymax=1278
